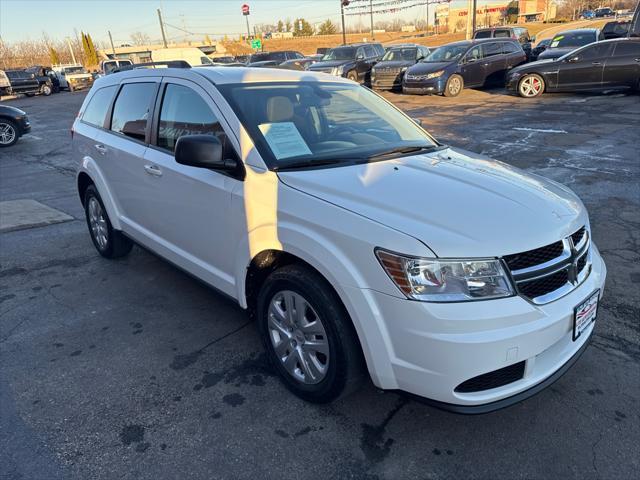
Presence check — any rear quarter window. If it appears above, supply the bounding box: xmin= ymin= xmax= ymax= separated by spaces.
xmin=82 ymin=85 xmax=118 ymax=127
xmin=474 ymin=31 xmax=492 ymax=39
xmin=494 ymin=30 xmax=511 ymax=38
xmin=110 ymin=82 xmax=157 ymax=141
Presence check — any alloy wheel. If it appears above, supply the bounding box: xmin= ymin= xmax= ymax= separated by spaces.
xmin=88 ymin=197 xmax=108 ymax=250
xmin=520 ymin=75 xmax=543 ymax=97
xmin=448 ymin=77 xmax=462 ymax=96
xmin=0 ymin=122 xmax=16 ymax=145
xmin=268 ymin=290 xmax=330 ymax=385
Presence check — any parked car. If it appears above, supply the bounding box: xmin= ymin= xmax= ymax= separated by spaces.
xmin=595 ymin=7 xmax=615 ymax=17
xmin=278 ymin=57 xmax=318 ymax=71
xmin=537 ymin=29 xmax=604 ymax=60
xmin=52 ymin=64 xmax=94 ymax=91
xmin=151 ymin=48 xmax=214 ymax=67
xmin=246 ymin=51 xmax=304 ymax=67
xmin=5 ymin=70 xmax=40 ymax=96
xmin=0 ymin=104 xmax=30 ymax=147
xmin=507 ymin=38 xmax=640 ymax=97
xmin=602 ymin=20 xmax=631 ymax=39
xmin=473 ymin=26 xmax=532 ymax=59
xmin=530 ymin=38 xmax=552 ymax=61
xmin=25 ymin=65 xmax=60 ymax=93
xmin=631 ymin=7 xmax=640 ymax=37
xmin=307 ymin=42 xmax=385 ymax=83
xmin=0 ymin=70 xmax=12 ymax=96
xmin=403 ymin=38 xmax=526 ymax=97
xmin=72 ymin=66 xmax=606 ymax=410
xmin=100 ymin=59 xmax=133 ymax=76
xmin=211 ymin=56 xmax=238 ymax=64
xmin=316 ymin=47 xmax=330 ymax=55
xmin=371 ymin=44 xmax=431 ymax=91
xmin=580 ymin=10 xmax=595 ymax=19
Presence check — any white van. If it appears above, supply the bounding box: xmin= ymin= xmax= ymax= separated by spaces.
xmin=151 ymin=48 xmax=213 ymax=67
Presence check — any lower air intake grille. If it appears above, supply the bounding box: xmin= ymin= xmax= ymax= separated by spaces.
xmin=455 ymin=361 xmax=526 ymax=393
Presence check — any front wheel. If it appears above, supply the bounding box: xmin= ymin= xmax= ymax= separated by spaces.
xmin=443 ymin=74 xmax=463 ymax=97
xmin=518 ymin=74 xmax=545 ymax=98
xmin=0 ymin=119 xmax=19 ymax=147
xmin=84 ymin=185 xmax=133 ymax=258
xmin=41 ymin=84 xmax=52 ymax=96
xmin=257 ymin=265 xmax=365 ymax=403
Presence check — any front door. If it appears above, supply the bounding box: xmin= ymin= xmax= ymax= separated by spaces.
xmin=460 ymin=45 xmax=486 ymax=86
xmin=140 ymin=79 xmax=242 ymax=294
xmin=557 ymin=43 xmax=614 ymax=90
xmin=480 ymin=42 xmax=507 ymax=85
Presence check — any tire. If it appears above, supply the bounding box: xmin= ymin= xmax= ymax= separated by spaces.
xmin=347 ymin=70 xmax=359 ymax=83
xmin=41 ymin=84 xmax=52 ymax=96
xmin=83 ymin=185 xmax=133 ymax=259
xmin=257 ymin=264 xmax=365 ymax=403
xmin=0 ymin=119 xmax=19 ymax=147
xmin=518 ymin=73 xmax=545 ymax=98
xmin=68 ymin=84 xmax=75 ymax=92
xmin=25 ymin=92 xmax=35 ymax=97
xmin=443 ymin=74 xmax=463 ymax=97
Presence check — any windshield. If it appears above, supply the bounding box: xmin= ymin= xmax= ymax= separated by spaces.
xmin=423 ymin=44 xmax=468 ymax=62
xmin=65 ymin=66 xmax=86 ymax=74
xmin=550 ymin=32 xmax=596 ymax=48
xmin=382 ymin=48 xmax=416 ymax=61
xmin=217 ymin=82 xmax=437 ymax=170
xmin=200 ymin=56 xmax=213 ymax=65
xmin=322 ymin=47 xmax=356 ymax=61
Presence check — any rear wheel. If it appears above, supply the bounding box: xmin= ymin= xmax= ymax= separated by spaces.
xmin=257 ymin=264 xmax=365 ymax=403
xmin=0 ymin=119 xmax=18 ymax=147
xmin=443 ymin=74 xmax=463 ymax=97
xmin=83 ymin=185 xmax=133 ymax=258
xmin=518 ymin=74 xmax=545 ymax=98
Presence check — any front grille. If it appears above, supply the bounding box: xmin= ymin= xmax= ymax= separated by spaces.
xmin=518 ymin=268 xmax=569 ymax=299
xmin=455 ymin=361 xmax=526 ymax=393
xmin=504 ymin=226 xmax=591 ymax=304
xmin=504 ymin=241 xmax=564 ymax=271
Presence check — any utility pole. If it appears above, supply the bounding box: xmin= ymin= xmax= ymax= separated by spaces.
xmin=157 ymin=8 xmax=168 ymax=47
xmin=340 ymin=0 xmax=347 ymax=45
xmin=472 ymin=0 xmax=477 ymax=35
xmin=246 ymin=16 xmax=251 ymax=39
xmin=66 ymin=37 xmax=77 ymax=64
xmin=108 ymin=30 xmax=116 ymax=56
xmin=465 ymin=0 xmax=474 ymax=39
xmin=426 ymin=1 xmax=429 ymax=35
xmin=369 ymin=0 xmax=375 ymax=40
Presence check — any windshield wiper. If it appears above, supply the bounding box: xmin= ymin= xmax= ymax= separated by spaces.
xmin=366 ymin=145 xmax=444 ymax=161
xmin=274 ymin=158 xmax=353 ymax=171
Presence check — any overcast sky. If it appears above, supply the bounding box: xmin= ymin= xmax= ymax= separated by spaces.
xmin=1 ymin=0 xmax=473 ymax=44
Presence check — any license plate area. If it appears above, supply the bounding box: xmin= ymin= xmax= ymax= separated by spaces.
xmin=573 ymin=289 xmax=599 ymax=341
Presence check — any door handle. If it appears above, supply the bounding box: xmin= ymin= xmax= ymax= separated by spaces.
xmin=591 ymin=61 xmax=602 ymax=66
xmin=144 ymin=164 xmax=163 ymax=177
xmin=94 ymin=144 xmax=107 ymax=155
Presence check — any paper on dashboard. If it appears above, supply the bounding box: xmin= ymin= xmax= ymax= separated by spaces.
xmin=258 ymin=122 xmax=312 ymax=160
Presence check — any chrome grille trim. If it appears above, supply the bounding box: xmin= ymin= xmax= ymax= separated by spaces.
xmin=505 ymin=228 xmax=592 ymax=305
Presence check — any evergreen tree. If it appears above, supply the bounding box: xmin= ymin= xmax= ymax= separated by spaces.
xmin=318 ymin=19 xmax=337 ymax=35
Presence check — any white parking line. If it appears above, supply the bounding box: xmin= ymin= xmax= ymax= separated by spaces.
xmin=513 ymin=127 xmax=567 ymax=134
xmin=22 ymin=134 xmax=42 ymax=140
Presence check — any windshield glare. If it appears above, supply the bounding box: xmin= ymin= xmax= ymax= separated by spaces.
xmin=424 ymin=44 xmax=468 ymax=62
xmin=218 ymin=82 xmax=436 ymax=169
xmin=550 ymin=32 xmax=596 ymax=48
xmin=322 ymin=47 xmax=356 ymax=61
xmin=382 ymin=48 xmax=416 ymax=61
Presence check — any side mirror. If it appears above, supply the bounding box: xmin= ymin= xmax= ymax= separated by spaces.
xmin=175 ymin=135 xmax=244 ymax=178
xmin=566 ymin=56 xmax=580 ymax=63
xmin=356 ymin=54 xmax=365 ymax=60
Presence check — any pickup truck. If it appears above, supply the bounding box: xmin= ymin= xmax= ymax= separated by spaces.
xmin=25 ymin=66 xmax=59 ymax=94
xmin=4 ymin=70 xmax=41 ymax=96
xmin=52 ymin=64 xmax=94 ymax=92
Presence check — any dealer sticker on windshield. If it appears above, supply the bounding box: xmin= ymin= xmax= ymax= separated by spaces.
xmin=573 ymin=290 xmax=599 ymax=341
xmin=258 ymin=122 xmax=312 ymax=160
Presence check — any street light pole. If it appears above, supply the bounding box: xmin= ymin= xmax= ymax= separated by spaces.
xmin=369 ymin=0 xmax=374 ymax=40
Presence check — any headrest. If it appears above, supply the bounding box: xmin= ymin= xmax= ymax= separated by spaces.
xmin=266 ymin=96 xmax=294 ymax=123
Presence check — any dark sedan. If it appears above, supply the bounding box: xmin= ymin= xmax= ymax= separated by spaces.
xmin=0 ymin=104 xmax=31 ymax=147
xmin=370 ymin=44 xmax=431 ymax=91
xmin=537 ymin=29 xmax=603 ymax=60
xmin=507 ymin=38 xmax=640 ymax=98
xmin=403 ymin=38 xmax=526 ymax=97
xmin=530 ymin=38 xmax=552 ymax=61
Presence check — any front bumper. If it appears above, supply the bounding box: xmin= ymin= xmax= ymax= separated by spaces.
xmin=18 ymin=116 xmax=31 ymax=136
xmin=506 ymin=75 xmax=521 ymax=92
xmin=402 ymin=77 xmax=446 ymax=95
xmin=344 ymin=244 xmax=607 ymax=412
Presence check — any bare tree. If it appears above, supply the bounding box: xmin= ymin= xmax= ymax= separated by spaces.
xmin=130 ymin=31 xmax=151 ymax=46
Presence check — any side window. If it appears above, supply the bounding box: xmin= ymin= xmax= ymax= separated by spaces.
xmin=110 ymin=82 xmax=156 ymax=141
xmin=157 ymin=83 xmax=231 ymax=156
xmin=502 ymin=42 xmax=521 ymax=54
xmin=613 ymin=41 xmax=640 ymax=57
xmin=577 ymin=43 xmax=614 ymax=61
xmin=494 ymin=29 xmax=511 ymax=38
xmin=375 ymin=44 xmax=385 ymax=56
xmin=294 ymin=52 xmax=304 ymax=59
xmin=356 ymin=47 xmax=365 ymax=59
xmin=474 ymin=30 xmax=492 ymax=39
xmin=82 ymin=85 xmax=117 ymax=127
xmin=465 ymin=45 xmax=484 ymax=62
xmin=364 ymin=45 xmax=376 ymax=58
xmin=483 ymin=42 xmax=503 ymax=57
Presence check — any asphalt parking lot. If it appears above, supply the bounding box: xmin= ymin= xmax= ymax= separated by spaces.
xmin=1 ymin=87 xmax=639 ymax=480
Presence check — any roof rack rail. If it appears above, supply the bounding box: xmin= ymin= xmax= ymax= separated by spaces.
xmin=112 ymin=60 xmax=191 ymax=73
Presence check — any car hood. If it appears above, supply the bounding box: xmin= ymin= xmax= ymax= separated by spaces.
xmin=406 ymin=61 xmax=455 ymax=75
xmin=277 ymin=147 xmax=586 ymax=257
xmin=374 ymin=60 xmax=414 ymax=69
xmin=308 ymin=60 xmax=353 ymax=69
xmin=510 ymin=58 xmax=558 ymax=74
xmin=537 ymin=47 xmax=575 ymax=59
xmin=0 ymin=105 xmax=26 ymax=116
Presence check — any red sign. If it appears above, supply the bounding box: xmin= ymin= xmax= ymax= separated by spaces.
xmin=242 ymin=4 xmax=250 ymax=15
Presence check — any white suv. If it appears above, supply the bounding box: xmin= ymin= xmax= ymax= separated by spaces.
xmin=73 ymin=67 xmax=606 ymax=412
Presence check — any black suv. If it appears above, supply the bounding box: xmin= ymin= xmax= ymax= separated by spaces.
xmin=403 ymin=38 xmax=526 ymax=97
xmin=5 ymin=70 xmax=40 ymax=96
xmin=246 ymin=51 xmax=304 ymax=67
xmin=25 ymin=66 xmax=58 ymax=95
xmin=474 ymin=27 xmax=532 ymax=58
xmin=307 ymin=43 xmax=385 ymax=84
xmin=602 ymin=20 xmax=631 ymax=39
xmin=371 ymin=44 xmax=431 ymax=91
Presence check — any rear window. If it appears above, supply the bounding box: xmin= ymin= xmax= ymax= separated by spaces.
xmin=474 ymin=30 xmax=492 ymax=39
xmin=110 ymin=83 xmax=156 ymax=141
xmin=82 ymin=85 xmax=117 ymax=127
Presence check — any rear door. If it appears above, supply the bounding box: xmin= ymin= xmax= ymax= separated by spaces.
xmin=557 ymin=43 xmax=614 ymax=89
xmin=140 ymin=78 xmax=243 ymax=293
xmin=480 ymin=42 xmax=507 ymax=84
xmin=460 ymin=45 xmax=486 ymax=86
xmin=602 ymin=41 xmax=640 ymax=88
xmin=95 ymin=78 xmax=160 ymax=233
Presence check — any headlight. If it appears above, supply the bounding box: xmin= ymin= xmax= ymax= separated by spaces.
xmin=426 ymin=70 xmax=445 ymax=79
xmin=332 ymin=65 xmax=345 ymax=75
xmin=401 ymin=67 xmax=408 ymax=72
xmin=376 ymin=249 xmax=514 ymax=302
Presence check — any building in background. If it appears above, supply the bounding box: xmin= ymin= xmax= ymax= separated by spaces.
xmin=435 ymin=2 xmax=511 ymax=33
xmin=517 ymin=0 xmax=557 ymax=22
xmin=98 ymin=41 xmax=227 ymax=63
